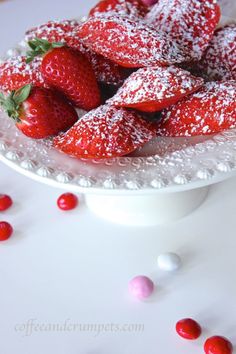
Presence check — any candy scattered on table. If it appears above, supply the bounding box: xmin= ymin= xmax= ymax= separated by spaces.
xmin=0 ymin=194 xmax=13 ymax=212
xmin=0 ymin=221 xmax=13 ymax=241
xmin=176 ymin=318 xmax=202 ymax=340
xmin=157 ymin=252 xmax=182 ymax=272
xmin=129 ymin=275 xmax=154 ymax=300
xmin=204 ymin=336 xmax=233 ymax=354
xmin=57 ymin=193 xmax=78 ymax=211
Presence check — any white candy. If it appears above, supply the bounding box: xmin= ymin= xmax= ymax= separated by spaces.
xmin=157 ymin=252 xmax=182 ymax=272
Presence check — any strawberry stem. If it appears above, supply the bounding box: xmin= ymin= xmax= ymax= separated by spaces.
xmin=26 ymin=38 xmax=65 ymax=63
xmin=0 ymin=84 xmax=32 ymax=121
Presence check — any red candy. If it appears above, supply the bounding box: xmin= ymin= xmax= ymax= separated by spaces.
xmin=197 ymin=24 xmax=236 ymax=81
xmin=145 ymin=0 xmax=221 ymax=61
xmin=204 ymin=336 xmax=233 ymax=354
xmin=176 ymin=318 xmax=202 ymax=340
xmin=0 ymin=195 xmax=13 ymax=211
xmin=57 ymin=193 xmax=78 ymax=211
xmin=108 ymin=66 xmax=204 ymax=112
xmin=158 ymin=81 xmax=236 ymax=137
xmin=0 ymin=221 xmax=13 ymax=241
xmin=53 ymin=104 xmax=156 ymax=159
xmin=76 ymin=14 xmax=186 ymax=68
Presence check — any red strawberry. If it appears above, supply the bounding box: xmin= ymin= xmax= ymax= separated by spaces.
xmin=25 ymin=20 xmax=80 ymax=44
xmin=25 ymin=20 xmax=126 ymax=86
xmin=76 ymin=14 xmax=187 ymax=68
xmin=145 ymin=0 xmax=221 ymax=61
xmin=27 ymin=39 xmax=101 ymax=110
xmin=197 ymin=24 xmax=236 ymax=81
xmin=108 ymin=66 xmax=204 ymax=112
xmin=53 ymin=104 xmax=156 ymax=159
xmin=0 ymin=85 xmax=78 ymax=139
xmin=157 ymin=81 xmax=236 ymax=137
xmin=0 ymin=56 xmax=45 ymax=93
xmin=89 ymin=0 xmax=148 ymax=18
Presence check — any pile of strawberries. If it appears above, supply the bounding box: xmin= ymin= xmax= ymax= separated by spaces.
xmin=0 ymin=0 xmax=235 ymax=159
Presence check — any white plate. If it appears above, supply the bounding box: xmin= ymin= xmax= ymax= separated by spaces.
xmin=1 ymin=16 xmax=236 ymax=196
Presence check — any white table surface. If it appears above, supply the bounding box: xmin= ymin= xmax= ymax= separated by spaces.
xmin=0 ymin=1 xmax=236 ymax=353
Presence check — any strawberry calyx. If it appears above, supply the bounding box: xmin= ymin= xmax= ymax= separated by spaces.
xmin=26 ymin=38 xmax=64 ymax=63
xmin=0 ymin=84 xmax=32 ymax=121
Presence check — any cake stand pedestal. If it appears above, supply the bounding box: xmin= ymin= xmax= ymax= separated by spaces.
xmin=85 ymin=186 xmax=209 ymax=226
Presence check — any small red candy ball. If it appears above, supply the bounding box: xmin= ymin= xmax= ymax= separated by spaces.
xmin=0 ymin=194 xmax=13 ymax=211
xmin=57 ymin=193 xmax=78 ymax=211
xmin=204 ymin=336 xmax=233 ymax=354
xmin=0 ymin=221 xmax=13 ymax=241
xmin=176 ymin=318 xmax=202 ymax=340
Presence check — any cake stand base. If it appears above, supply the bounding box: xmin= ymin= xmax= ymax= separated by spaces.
xmin=85 ymin=186 xmax=209 ymax=226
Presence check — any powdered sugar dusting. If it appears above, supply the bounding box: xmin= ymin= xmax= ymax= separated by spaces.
xmin=77 ymin=14 xmax=187 ymax=68
xmin=89 ymin=0 xmax=148 ymax=18
xmin=145 ymin=0 xmax=220 ymax=61
xmin=158 ymin=81 xmax=236 ymax=137
xmin=0 ymin=56 xmax=45 ymax=92
xmin=108 ymin=66 xmax=204 ymax=110
xmin=197 ymin=24 xmax=236 ymax=81
xmin=25 ymin=20 xmax=125 ymax=86
xmin=54 ymin=104 xmax=156 ymax=158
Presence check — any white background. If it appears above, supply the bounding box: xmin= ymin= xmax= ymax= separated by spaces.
xmin=0 ymin=1 xmax=236 ymax=353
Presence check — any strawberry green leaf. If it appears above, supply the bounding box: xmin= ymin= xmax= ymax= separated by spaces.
xmin=0 ymin=85 xmax=31 ymax=121
xmin=13 ymin=84 xmax=32 ymax=106
xmin=26 ymin=38 xmax=65 ymax=62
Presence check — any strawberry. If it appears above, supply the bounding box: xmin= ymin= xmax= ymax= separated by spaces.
xmin=197 ymin=24 xmax=236 ymax=81
xmin=157 ymin=81 xmax=236 ymax=137
xmin=0 ymin=85 xmax=78 ymax=139
xmin=108 ymin=66 xmax=204 ymax=112
xmin=89 ymin=0 xmax=148 ymax=18
xmin=53 ymin=104 xmax=156 ymax=159
xmin=27 ymin=39 xmax=101 ymax=110
xmin=25 ymin=20 xmax=126 ymax=86
xmin=76 ymin=14 xmax=187 ymax=68
xmin=0 ymin=56 xmax=45 ymax=93
xmin=145 ymin=0 xmax=221 ymax=61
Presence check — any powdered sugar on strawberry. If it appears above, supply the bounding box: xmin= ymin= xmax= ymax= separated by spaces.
xmin=145 ymin=0 xmax=221 ymax=61
xmin=197 ymin=24 xmax=236 ymax=81
xmin=0 ymin=56 xmax=45 ymax=92
xmin=76 ymin=14 xmax=187 ymax=68
xmin=25 ymin=20 xmax=125 ymax=86
xmin=108 ymin=66 xmax=204 ymax=111
xmin=158 ymin=81 xmax=236 ymax=137
xmin=53 ymin=104 xmax=156 ymax=158
xmin=89 ymin=0 xmax=148 ymax=18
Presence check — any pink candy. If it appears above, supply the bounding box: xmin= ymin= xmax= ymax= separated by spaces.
xmin=129 ymin=275 xmax=154 ymax=299
xmin=141 ymin=0 xmax=158 ymax=6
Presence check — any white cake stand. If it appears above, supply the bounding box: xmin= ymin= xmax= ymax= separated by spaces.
xmin=1 ymin=105 xmax=236 ymax=225
xmin=1 ymin=17 xmax=236 ymax=225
